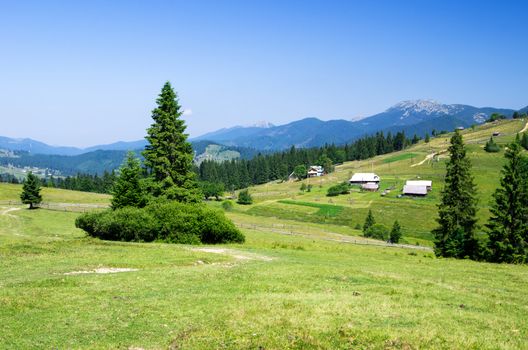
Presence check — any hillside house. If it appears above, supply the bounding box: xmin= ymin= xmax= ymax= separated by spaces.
xmin=403 ymin=184 xmax=427 ymax=196
xmin=307 ymin=166 xmax=325 ymax=177
xmin=361 ymin=182 xmax=379 ymax=191
xmin=405 ymin=180 xmax=432 ymax=191
xmin=349 ymin=173 xmax=380 ymax=184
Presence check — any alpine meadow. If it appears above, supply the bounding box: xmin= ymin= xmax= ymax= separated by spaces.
xmin=2 ymin=2 xmax=528 ymax=349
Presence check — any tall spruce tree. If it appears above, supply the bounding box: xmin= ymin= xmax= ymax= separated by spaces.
xmin=432 ymin=130 xmax=480 ymax=259
xmin=143 ymin=82 xmax=201 ymax=202
xmin=111 ymin=152 xmax=147 ymax=209
xmin=486 ymin=142 xmax=528 ymax=263
xmin=20 ymin=172 xmax=42 ymax=209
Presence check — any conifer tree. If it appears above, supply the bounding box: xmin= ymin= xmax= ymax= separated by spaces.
xmin=111 ymin=152 xmax=147 ymax=209
xmin=363 ymin=209 xmax=375 ymax=233
xmin=484 ymin=137 xmax=500 ymax=153
xmin=424 ymin=133 xmax=430 ymax=143
xmin=432 ymin=130 xmax=480 ymax=259
xmin=390 ymin=220 xmax=402 ymax=243
xmin=20 ymin=172 xmax=42 ymax=209
xmin=521 ymin=133 xmax=528 ymax=151
xmin=486 ymin=142 xmax=528 ymax=263
xmin=143 ymin=82 xmax=201 ymax=202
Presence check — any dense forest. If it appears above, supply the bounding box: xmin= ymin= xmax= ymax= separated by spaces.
xmin=197 ymin=131 xmax=416 ymax=191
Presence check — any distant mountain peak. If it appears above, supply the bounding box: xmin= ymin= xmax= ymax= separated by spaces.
xmin=246 ymin=120 xmax=275 ymax=128
xmin=389 ymin=99 xmax=463 ymax=118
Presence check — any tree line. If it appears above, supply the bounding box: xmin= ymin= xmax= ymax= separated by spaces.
xmin=198 ymin=130 xmax=417 ymax=191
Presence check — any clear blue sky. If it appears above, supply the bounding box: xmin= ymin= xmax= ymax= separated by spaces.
xmin=1 ymin=0 xmax=527 ymax=147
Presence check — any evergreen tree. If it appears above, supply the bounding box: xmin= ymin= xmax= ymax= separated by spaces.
xmin=521 ymin=133 xmax=528 ymax=151
xmin=484 ymin=137 xmax=500 ymax=153
xmin=363 ymin=209 xmax=375 ymax=233
xmin=486 ymin=142 xmax=528 ymax=263
xmin=424 ymin=133 xmax=430 ymax=143
xmin=143 ymin=82 xmax=201 ymax=202
xmin=432 ymin=131 xmax=480 ymax=259
xmin=411 ymin=134 xmax=420 ymax=144
xmin=20 ymin=172 xmax=42 ymax=209
xmin=389 ymin=220 xmax=402 ymax=243
xmin=111 ymin=152 xmax=147 ymax=209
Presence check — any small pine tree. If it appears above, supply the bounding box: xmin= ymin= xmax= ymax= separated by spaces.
xmin=484 ymin=137 xmax=500 ymax=153
xmin=363 ymin=209 xmax=375 ymax=233
xmin=432 ymin=130 xmax=480 ymax=260
xmin=390 ymin=220 xmax=402 ymax=243
xmin=486 ymin=142 xmax=528 ymax=263
xmin=20 ymin=172 xmax=42 ymax=209
xmin=424 ymin=133 xmax=430 ymax=143
xmin=300 ymin=183 xmax=307 ymax=192
xmin=521 ymin=133 xmax=528 ymax=151
xmin=237 ymin=189 xmax=253 ymax=205
xmin=111 ymin=152 xmax=147 ymax=210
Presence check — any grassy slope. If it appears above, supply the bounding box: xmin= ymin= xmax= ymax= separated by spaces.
xmin=235 ymin=119 xmax=527 ymax=243
xmin=1 ymin=207 xmax=527 ymax=349
xmin=0 ymin=182 xmax=111 ymax=204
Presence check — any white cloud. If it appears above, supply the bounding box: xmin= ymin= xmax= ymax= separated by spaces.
xmin=182 ymin=108 xmax=193 ymax=116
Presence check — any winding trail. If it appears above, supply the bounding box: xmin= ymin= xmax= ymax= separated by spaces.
xmin=519 ymin=120 xmax=528 ymax=133
xmin=0 ymin=207 xmax=21 ymax=218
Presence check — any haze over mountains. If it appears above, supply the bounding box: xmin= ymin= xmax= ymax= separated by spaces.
xmin=0 ymin=100 xmax=522 ymax=156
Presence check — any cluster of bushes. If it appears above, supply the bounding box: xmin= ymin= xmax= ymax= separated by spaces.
xmin=362 ymin=209 xmax=402 ymax=243
xmin=327 ymin=182 xmax=350 ymax=197
xmin=75 ymin=201 xmax=245 ymax=244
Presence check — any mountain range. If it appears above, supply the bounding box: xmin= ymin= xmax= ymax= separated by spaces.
xmin=191 ymin=100 xmax=519 ymax=150
xmin=1 ymin=100 xmax=524 ymax=156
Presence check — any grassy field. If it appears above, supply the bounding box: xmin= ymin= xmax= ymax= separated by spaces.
xmin=234 ymin=119 xmax=527 ymax=243
xmin=1 ymin=205 xmax=527 ymax=349
xmin=1 ymin=120 xmax=528 ymax=348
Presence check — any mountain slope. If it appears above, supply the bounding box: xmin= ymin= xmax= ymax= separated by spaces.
xmin=193 ymin=100 xmax=516 ymax=150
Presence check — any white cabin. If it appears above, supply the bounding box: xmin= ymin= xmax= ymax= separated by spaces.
xmin=405 ymin=180 xmax=432 ymax=190
xmin=349 ymin=173 xmax=380 ymax=184
xmin=403 ymin=185 xmax=427 ymax=196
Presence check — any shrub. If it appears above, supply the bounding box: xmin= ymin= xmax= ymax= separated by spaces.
xmin=327 ymin=182 xmax=350 ymax=197
xmin=75 ymin=202 xmax=245 ymax=244
xmin=221 ymin=200 xmax=234 ymax=211
xmin=237 ymin=189 xmax=253 ymax=205
xmin=364 ymin=223 xmax=389 ymax=240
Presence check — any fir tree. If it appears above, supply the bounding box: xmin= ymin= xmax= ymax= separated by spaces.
xmin=111 ymin=152 xmax=147 ymax=209
xmin=424 ymin=133 xmax=430 ymax=143
xmin=363 ymin=209 xmax=375 ymax=233
xmin=484 ymin=137 xmax=500 ymax=153
xmin=20 ymin=172 xmax=42 ymax=209
xmin=143 ymin=82 xmax=201 ymax=202
xmin=521 ymin=133 xmax=528 ymax=151
xmin=486 ymin=142 xmax=528 ymax=263
xmin=390 ymin=220 xmax=402 ymax=243
xmin=432 ymin=130 xmax=480 ymax=259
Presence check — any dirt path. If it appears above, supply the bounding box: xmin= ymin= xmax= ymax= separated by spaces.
xmin=519 ymin=120 xmax=528 ymax=133
xmin=0 ymin=207 xmax=21 ymax=218
xmin=411 ymin=150 xmax=446 ymax=168
xmin=191 ymin=247 xmax=274 ymax=261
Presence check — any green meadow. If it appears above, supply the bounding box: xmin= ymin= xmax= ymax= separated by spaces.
xmin=1 ymin=119 xmax=528 ymax=349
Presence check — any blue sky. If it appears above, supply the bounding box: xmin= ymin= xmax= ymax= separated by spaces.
xmin=1 ymin=0 xmax=527 ymax=147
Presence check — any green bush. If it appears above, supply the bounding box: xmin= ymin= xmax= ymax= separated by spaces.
xmin=327 ymin=182 xmax=350 ymax=197
xmin=237 ymin=189 xmax=253 ymax=205
xmin=221 ymin=200 xmax=234 ymax=211
xmin=76 ymin=202 xmax=245 ymax=244
xmin=364 ymin=223 xmax=389 ymax=240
